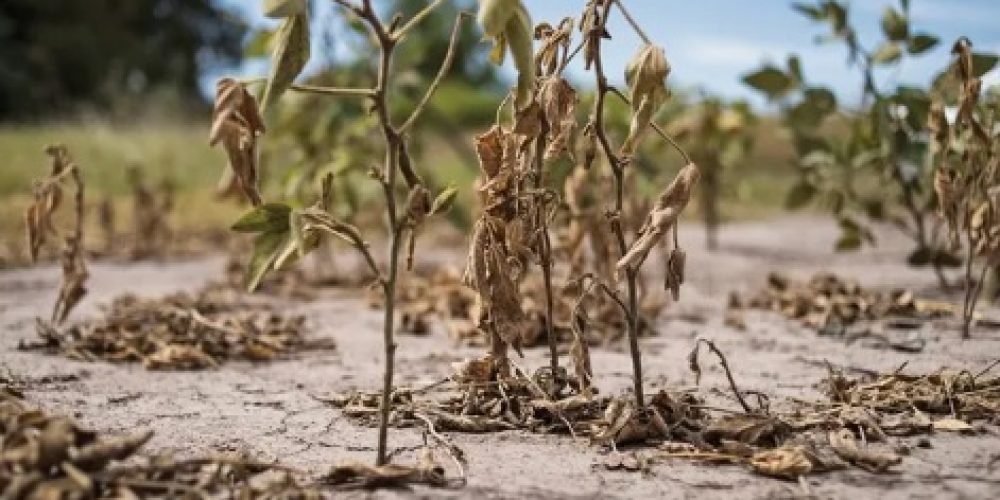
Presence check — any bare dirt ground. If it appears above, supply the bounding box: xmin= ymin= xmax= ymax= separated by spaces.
xmin=3 ymin=215 xmax=1000 ymax=499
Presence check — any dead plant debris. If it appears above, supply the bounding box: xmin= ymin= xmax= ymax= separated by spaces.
xmin=22 ymin=284 xmax=329 ymax=369
xmin=730 ymin=272 xmax=955 ymax=346
xmin=0 ymin=389 xmax=338 ymax=497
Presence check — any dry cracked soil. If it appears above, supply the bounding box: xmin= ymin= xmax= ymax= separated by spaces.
xmin=3 ymin=216 xmax=1000 ymax=499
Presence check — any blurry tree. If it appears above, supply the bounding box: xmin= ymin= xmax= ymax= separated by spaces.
xmin=0 ymin=0 xmax=245 ymax=119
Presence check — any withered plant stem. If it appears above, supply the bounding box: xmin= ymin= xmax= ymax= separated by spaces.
xmin=533 ymin=131 xmax=559 ymax=396
xmin=330 ymin=0 xmax=460 ymax=466
xmin=587 ymin=0 xmax=644 ymax=408
xmin=696 ymin=339 xmax=752 ymax=413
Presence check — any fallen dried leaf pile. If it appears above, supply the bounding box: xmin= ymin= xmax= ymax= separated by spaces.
xmin=24 ymin=284 xmax=329 ymax=369
xmin=729 ymin=272 xmax=955 ymax=337
xmin=0 ymin=386 xmax=329 ymax=497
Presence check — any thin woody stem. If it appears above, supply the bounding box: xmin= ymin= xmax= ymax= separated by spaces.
xmin=609 ymin=87 xmax=692 ymax=165
xmin=533 ymin=128 xmax=559 ymax=396
xmin=346 ymin=0 xmax=403 ymax=467
xmin=393 ymin=0 xmax=447 ymax=41
xmin=400 ymin=12 xmax=471 ymax=133
xmin=587 ymin=0 xmax=644 ymax=408
xmin=612 ymin=0 xmax=652 ymax=45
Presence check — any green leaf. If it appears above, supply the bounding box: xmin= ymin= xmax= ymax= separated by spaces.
xmin=787 ymin=55 xmax=804 ymax=84
xmin=906 ymin=33 xmax=939 ymax=55
xmin=785 ymin=181 xmax=817 ymax=209
xmin=805 ymin=87 xmax=837 ymax=113
xmin=972 ymin=52 xmax=1000 ymax=78
xmin=263 ymin=0 xmax=306 ymax=18
xmin=430 ymin=186 xmax=459 ymax=215
xmin=792 ymin=3 xmax=825 ymax=20
xmin=742 ymin=67 xmax=793 ymax=99
xmin=835 ymin=217 xmax=862 ymax=252
xmin=823 ymin=1 xmax=848 ymax=33
xmin=872 ymin=42 xmax=903 ymax=65
xmin=246 ymin=229 xmax=291 ymax=292
xmin=231 ymin=203 xmax=292 ymax=233
xmin=880 ymin=7 xmax=908 ymax=41
xmin=262 ymin=12 xmax=310 ymax=112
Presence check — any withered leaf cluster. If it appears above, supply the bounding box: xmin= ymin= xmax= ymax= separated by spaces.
xmin=464 ymin=123 xmax=553 ymax=360
xmin=730 ymin=272 xmax=954 ymax=335
xmin=210 ymin=78 xmax=266 ymax=207
xmin=25 ymin=284 xmax=327 ymax=370
xmin=0 ymin=389 xmax=323 ymax=498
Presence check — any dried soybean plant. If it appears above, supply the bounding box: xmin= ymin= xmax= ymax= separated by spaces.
xmin=580 ymin=0 xmax=697 ymax=409
xmin=24 ymin=145 xmax=88 ymax=325
xmin=465 ymin=0 xmax=571 ymax=393
xmin=931 ymin=38 xmax=1000 ymax=338
xmin=211 ymin=0 xmax=464 ymax=467
xmin=469 ymin=0 xmax=698 ymax=411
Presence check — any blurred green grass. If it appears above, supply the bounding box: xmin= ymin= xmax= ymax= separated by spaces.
xmin=0 ymin=119 xmax=797 ymax=263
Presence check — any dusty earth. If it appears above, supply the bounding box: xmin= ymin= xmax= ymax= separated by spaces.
xmin=2 ymin=215 xmax=1000 ymax=499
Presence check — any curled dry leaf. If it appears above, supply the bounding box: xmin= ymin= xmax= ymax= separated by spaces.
xmin=616 ymin=163 xmax=700 ymax=275
xmin=539 ymin=77 xmax=578 ymax=161
xmin=325 ymin=449 xmax=446 ymax=489
xmin=210 ymin=78 xmax=266 ymax=206
xmin=828 ymin=429 xmax=901 ymax=472
xmin=749 ymin=446 xmax=813 ymax=479
xmin=621 ymin=44 xmax=671 ymax=157
xmin=534 ymin=18 xmax=574 ymax=77
xmin=52 ymin=235 xmax=88 ymax=325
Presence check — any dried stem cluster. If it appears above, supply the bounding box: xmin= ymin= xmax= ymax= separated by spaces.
xmin=467 ymin=0 xmax=698 ymax=410
xmin=931 ymin=38 xmax=1000 ymax=338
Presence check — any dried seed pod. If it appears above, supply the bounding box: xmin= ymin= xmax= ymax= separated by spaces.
xmin=664 ymin=248 xmax=686 ymax=301
xmin=617 ymin=163 xmax=699 ymax=275
xmin=210 ymin=78 xmax=266 ymax=206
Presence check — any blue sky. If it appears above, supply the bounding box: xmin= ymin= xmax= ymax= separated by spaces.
xmin=213 ymin=0 xmax=1000 ymax=108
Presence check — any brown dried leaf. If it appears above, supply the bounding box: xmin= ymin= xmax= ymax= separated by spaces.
xmin=539 ymin=77 xmax=578 ymax=161
xmin=210 ymin=79 xmax=266 ymax=206
xmin=828 ymin=429 xmax=901 ymax=472
xmin=325 ymin=450 xmax=446 ymax=489
xmin=749 ymin=446 xmax=813 ymax=479
xmin=617 ymin=163 xmax=700 ymax=275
